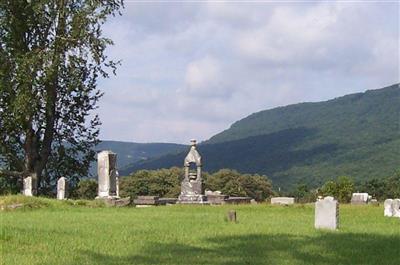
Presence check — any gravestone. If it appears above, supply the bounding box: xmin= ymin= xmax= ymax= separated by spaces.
xmin=350 ymin=193 xmax=369 ymax=205
xmin=177 ymin=140 xmax=206 ymax=204
xmin=271 ymin=197 xmax=295 ymax=205
xmin=384 ymin=199 xmax=393 ymax=217
xmin=57 ymin=177 xmax=68 ymax=200
xmin=205 ymin=190 xmax=228 ymax=205
xmin=97 ymin=150 xmax=119 ymax=198
xmin=315 ymin=196 xmax=339 ymax=230
xmin=392 ymin=199 xmax=400 ymax=218
xmin=227 ymin=210 xmax=237 ymax=222
xmin=22 ymin=176 xmax=33 ymax=196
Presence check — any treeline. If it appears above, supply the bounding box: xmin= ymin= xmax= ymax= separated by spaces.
xmin=71 ymin=168 xmax=273 ymax=201
xmin=2 ymin=167 xmax=399 ymax=203
xmin=290 ymin=174 xmax=400 ymax=203
xmin=118 ymin=168 xmax=273 ymax=201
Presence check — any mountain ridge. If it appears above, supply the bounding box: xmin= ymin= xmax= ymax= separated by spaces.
xmin=118 ymin=84 xmax=399 ymax=190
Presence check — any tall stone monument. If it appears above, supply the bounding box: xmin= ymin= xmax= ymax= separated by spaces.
xmin=177 ymin=140 xmax=206 ymax=204
xmin=57 ymin=177 xmax=68 ymax=200
xmin=97 ymin=150 xmax=119 ymax=198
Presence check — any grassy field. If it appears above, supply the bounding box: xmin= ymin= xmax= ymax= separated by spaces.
xmin=1 ymin=196 xmax=399 ymax=265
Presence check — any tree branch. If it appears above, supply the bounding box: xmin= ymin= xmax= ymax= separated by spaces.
xmin=0 ymin=169 xmax=25 ymax=178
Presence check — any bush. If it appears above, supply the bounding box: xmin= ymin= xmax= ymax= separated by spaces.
xmin=71 ymin=179 xmax=97 ymax=199
xmin=119 ymin=167 xmax=182 ymax=198
xmin=204 ymin=169 xmax=273 ymax=201
xmin=320 ymin=176 xmax=354 ymax=203
xmin=291 ymin=184 xmax=317 ymax=203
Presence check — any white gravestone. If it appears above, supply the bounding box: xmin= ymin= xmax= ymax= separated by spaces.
xmin=392 ymin=199 xmax=400 ymax=218
xmin=97 ymin=150 xmax=119 ymax=198
xmin=384 ymin=199 xmax=393 ymax=217
xmin=23 ymin=176 xmax=33 ymax=196
xmin=271 ymin=197 xmax=295 ymax=205
xmin=57 ymin=177 xmax=67 ymax=200
xmin=315 ymin=196 xmax=339 ymax=230
xmin=350 ymin=193 xmax=369 ymax=205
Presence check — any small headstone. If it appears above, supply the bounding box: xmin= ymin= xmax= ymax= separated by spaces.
xmin=351 ymin=193 xmax=369 ymax=205
xmin=250 ymin=199 xmax=257 ymax=204
xmin=392 ymin=199 xmax=400 ymax=218
xmin=271 ymin=197 xmax=295 ymax=205
xmin=369 ymin=199 xmax=379 ymax=206
xmin=22 ymin=176 xmax=33 ymax=196
xmin=227 ymin=210 xmax=237 ymax=222
xmin=57 ymin=177 xmax=67 ymax=200
xmin=315 ymin=196 xmax=339 ymax=230
xmin=384 ymin=199 xmax=393 ymax=217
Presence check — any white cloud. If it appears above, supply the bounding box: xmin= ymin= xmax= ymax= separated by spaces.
xmin=97 ymin=1 xmax=399 ymax=144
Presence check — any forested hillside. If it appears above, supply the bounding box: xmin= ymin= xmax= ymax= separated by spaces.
xmin=89 ymin=141 xmax=186 ymax=176
xmin=121 ymin=84 xmax=399 ymax=190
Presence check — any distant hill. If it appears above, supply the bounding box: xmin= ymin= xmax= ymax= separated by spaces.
xmin=89 ymin=141 xmax=186 ymax=176
xmin=120 ymin=84 xmax=400 ymax=190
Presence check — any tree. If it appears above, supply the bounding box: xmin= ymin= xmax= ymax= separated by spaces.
xmin=70 ymin=178 xmax=97 ymax=199
xmin=320 ymin=176 xmax=354 ymax=203
xmin=204 ymin=169 xmax=273 ymax=201
xmin=0 ymin=0 xmax=123 ymax=194
xmin=291 ymin=183 xmax=317 ymax=203
xmin=119 ymin=167 xmax=183 ymax=199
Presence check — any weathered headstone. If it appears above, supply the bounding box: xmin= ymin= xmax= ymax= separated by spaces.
xmin=369 ymin=199 xmax=379 ymax=206
xmin=384 ymin=199 xmax=393 ymax=217
xmin=350 ymin=193 xmax=369 ymax=205
xmin=315 ymin=196 xmax=339 ymax=230
xmin=392 ymin=199 xmax=400 ymax=218
xmin=22 ymin=176 xmax=33 ymax=196
xmin=97 ymin=150 xmax=119 ymax=198
xmin=227 ymin=210 xmax=237 ymax=222
xmin=271 ymin=197 xmax=295 ymax=205
xmin=57 ymin=177 xmax=68 ymax=200
xmin=177 ymin=140 xmax=206 ymax=204
xmin=205 ymin=190 xmax=228 ymax=204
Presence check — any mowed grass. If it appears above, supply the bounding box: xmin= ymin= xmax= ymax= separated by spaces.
xmin=1 ymin=197 xmax=399 ymax=265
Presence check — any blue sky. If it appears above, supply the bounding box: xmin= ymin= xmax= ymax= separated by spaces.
xmin=96 ymin=1 xmax=399 ymax=144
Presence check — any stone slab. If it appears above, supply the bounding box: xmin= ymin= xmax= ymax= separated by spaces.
xmin=271 ymin=197 xmax=295 ymax=205
xmin=225 ymin=197 xmax=252 ymax=204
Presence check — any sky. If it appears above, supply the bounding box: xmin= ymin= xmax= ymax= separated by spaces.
xmin=96 ymin=1 xmax=399 ymax=144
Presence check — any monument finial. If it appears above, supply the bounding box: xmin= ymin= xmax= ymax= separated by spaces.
xmin=190 ymin=139 xmax=197 ymax=146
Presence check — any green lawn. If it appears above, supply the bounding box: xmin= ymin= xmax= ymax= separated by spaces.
xmin=1 ymin=197 xmax=399 ymax=265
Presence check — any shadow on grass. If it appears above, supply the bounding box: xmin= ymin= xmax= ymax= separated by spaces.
xmin=72 ymin=232 xmax=400 ymax=265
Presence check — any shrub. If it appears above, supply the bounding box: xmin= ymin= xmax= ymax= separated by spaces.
xmin=71 ymin=179 xmax=97 ymax=199
xmin=320 ymin=176 xmax=354 ymax=203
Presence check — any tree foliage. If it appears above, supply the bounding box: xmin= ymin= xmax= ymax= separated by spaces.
xmin=70 ymin=178 xmax=97 ymax=199
xmin=119 ymin=167 xmax=182 ymax=199
xmin=0 ymin=0 xmax=123 ymax=194
xmin=204 ymin=169 xmax=273 ymax=201
xmin=119 ymin=168 xmax=273 ymax=201
xmin=320 ymin=176 xmax=354 ymax=203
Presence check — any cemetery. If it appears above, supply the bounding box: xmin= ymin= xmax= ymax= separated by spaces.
xmin=0 ymin=1 xmax=399 ymax=265
xmin=1 ymin=140 xmax=400 ymax=265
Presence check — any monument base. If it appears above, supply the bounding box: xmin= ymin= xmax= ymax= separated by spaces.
xmin=177 ymin=194 xmax=207 ymax=204
xmin=96 ymin=196 xmax=130 ymax=207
